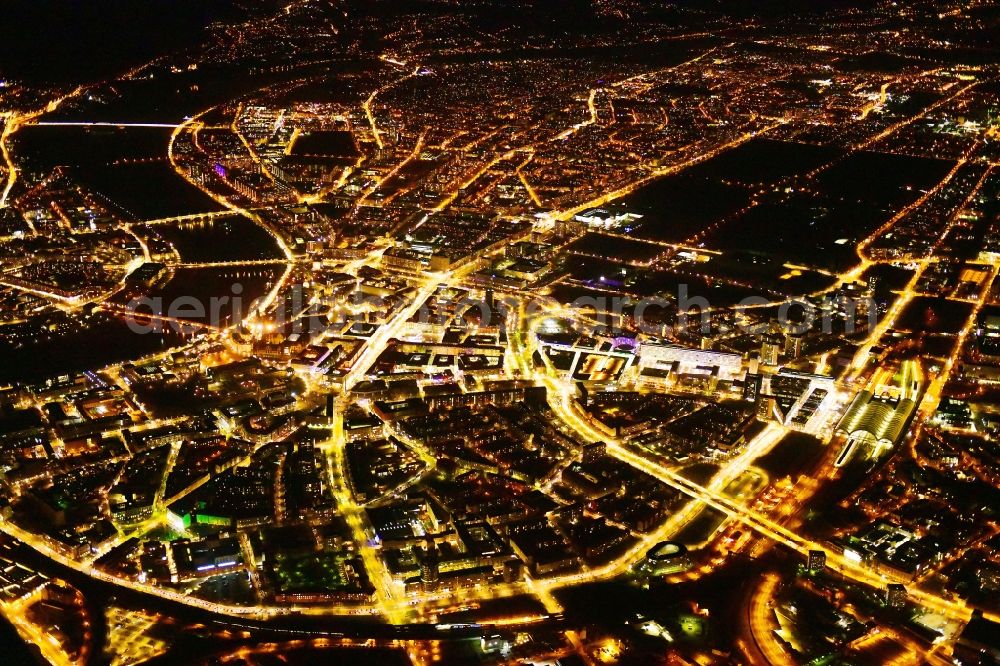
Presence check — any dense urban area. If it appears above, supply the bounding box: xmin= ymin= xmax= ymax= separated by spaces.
xmin=1 ymin=1 xmax=1000 ymax=664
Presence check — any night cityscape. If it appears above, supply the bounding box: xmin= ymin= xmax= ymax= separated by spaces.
xmin=1 ymin=1 xmax=1000 ymax=664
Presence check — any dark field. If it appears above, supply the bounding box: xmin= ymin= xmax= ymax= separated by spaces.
xmin=683 ymin=138 xmax=844 ymax=187
xmin=602 ymin=139 xmax=844 ymax=247
xmin=610 ymin=174 xmax=752 ymax=244
xmin=673 ymin=508 xmax=728 ymax=546
xmin=701 ymin=151 xmax=956 ymax=272
xmin=561 ymin=255 xmax=764 ymax=308
xmin=861 ymin=263 xmax=917 ymax=292
xmin=291 ymin=130 xmax=361 ymax=160
xmin=753 ymin=432 xmax=827 ymax=479
xmin=895 ymin=297 xmax=974 ymax=335
xmin=565 ymin=232 xmax=665 ymax=264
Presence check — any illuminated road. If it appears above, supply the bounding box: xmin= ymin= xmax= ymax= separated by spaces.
xmin=168 ymin=106 xmax=295 ymax=319
xmin=0 ymin=592 xmax=75 ymax=666
xmin=362 ymin=62 xmax=420 ymax=151
xmin=616 ymin=438 xmax=979 ymax=622
xmin=133 ymin=210 xmax=253 ymax=226
xmin=1 ymin=86 xmax=87 ymax=207
xmin=554 ymin=120 xmax=786 ymax=223
xmin=744 ymin=573 xmax=790 ymax=666
xmin=0 ymin=35 xmax=995 ymax=655
xmin=512 ymin=308 xmax=984 ymax=625
xmin=916 ymin=257 xmax=1000 ymax=421
xmin=358 ymin=129 xmax=427 ymax=205
xmin=323 ymin=410 xmax=403 ymax=622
